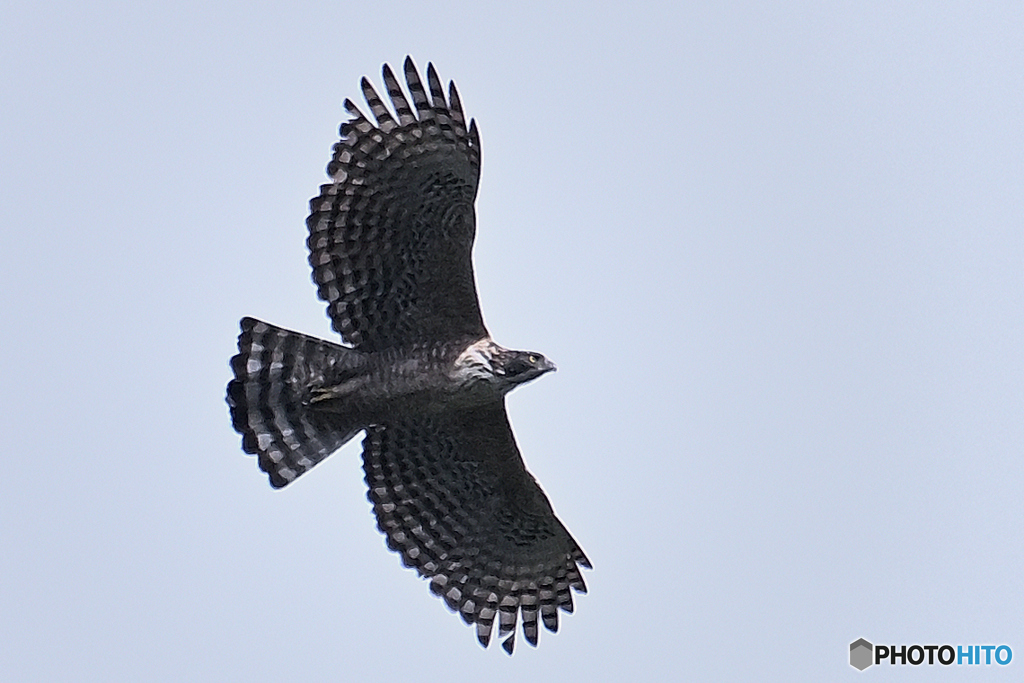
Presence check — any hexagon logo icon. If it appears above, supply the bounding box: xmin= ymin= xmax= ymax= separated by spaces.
xmin=850 ymin=638 xmax=873 ymax=671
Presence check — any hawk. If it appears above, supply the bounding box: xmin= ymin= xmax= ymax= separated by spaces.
xmin=226 ymin=57 xmax=590 ymax=655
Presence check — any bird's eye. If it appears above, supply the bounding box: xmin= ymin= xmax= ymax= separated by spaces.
xmin=529 ymin=355 xmax=538 ymax=363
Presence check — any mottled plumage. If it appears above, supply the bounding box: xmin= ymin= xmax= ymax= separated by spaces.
xmin=227 ymin=57 xmax=589 ymax=654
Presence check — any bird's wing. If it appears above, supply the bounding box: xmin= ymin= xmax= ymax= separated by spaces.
xmin=362 ymin=401 xmax=590 ymax=654
xmin=307 ymin=57 xmax=487 ymax=352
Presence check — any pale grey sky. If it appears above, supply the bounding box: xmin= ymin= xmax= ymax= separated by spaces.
xmin=2 ymin=1 xmax=1021 ymax=680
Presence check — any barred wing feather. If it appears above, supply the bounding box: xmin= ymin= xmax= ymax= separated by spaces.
xmin=307 ymin=57 xmax=487 ymax=352
xmin=363 ymin=402 xmax=590 ymax=654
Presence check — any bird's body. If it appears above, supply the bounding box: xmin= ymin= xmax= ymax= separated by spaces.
xmin=227 ymin=58 xmax=588 ymax=654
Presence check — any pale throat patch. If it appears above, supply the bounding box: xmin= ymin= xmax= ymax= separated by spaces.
xmin=452 ymin=337 xmax=506 ymax=382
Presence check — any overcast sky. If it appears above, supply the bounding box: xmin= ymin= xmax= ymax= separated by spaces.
xmin=2 ymin=1 xmax=1022 ymax=680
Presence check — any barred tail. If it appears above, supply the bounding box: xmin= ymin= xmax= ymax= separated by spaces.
xmin=226 ymin=317 xmax=364 ymax=488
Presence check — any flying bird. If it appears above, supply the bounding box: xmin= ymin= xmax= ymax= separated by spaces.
xmin=226 ymin=57 xmax=589 ymax=655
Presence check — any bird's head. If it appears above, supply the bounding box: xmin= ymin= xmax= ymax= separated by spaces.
xmin=453 ymin=339 xmax=556 ymax=394
xmin=493 ymin=349 xmax=557 ymax=388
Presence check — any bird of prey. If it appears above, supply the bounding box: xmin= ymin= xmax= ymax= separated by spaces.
xmin=226 ymin=57 xmax=589 ymax=655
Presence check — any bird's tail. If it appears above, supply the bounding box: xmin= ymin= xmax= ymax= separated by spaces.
xmin=226 ymin=317 xmax=364 ymax=488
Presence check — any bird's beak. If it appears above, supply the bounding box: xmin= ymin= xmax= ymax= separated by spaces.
xmin=540 ymin=357 xmax=557 ymax=373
